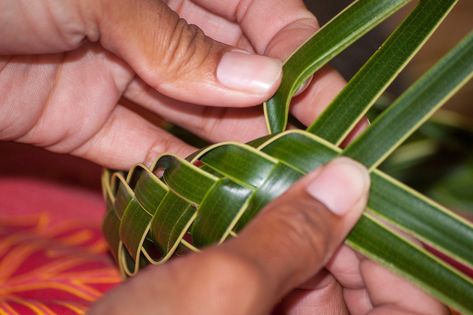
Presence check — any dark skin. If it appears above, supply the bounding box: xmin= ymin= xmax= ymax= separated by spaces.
xmin=0 ymin=1 xmax=447 ymax=314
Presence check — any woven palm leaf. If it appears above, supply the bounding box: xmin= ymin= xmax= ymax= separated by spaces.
xmin=102 ymin=0 xmax=473 ymax=313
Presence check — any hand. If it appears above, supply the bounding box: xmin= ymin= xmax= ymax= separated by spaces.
xmin=89 ymin=158 xmax=448 ymax=315
xmin=0 ymin=0 xmax=350 ymax=169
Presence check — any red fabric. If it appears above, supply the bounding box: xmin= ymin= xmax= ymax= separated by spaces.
xmin=0 ymin=143 xmax=121 ymax=314
xmin=0 ymin=179 xmax=121 ymax=314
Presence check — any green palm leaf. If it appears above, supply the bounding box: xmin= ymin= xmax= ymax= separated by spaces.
xmin=307 ymin=0 xmax=456 ymax=144
xmin=343 ymin=30 xmax=473 ymax=169
xmin=264 ymin=0 xmax=410 ymax=133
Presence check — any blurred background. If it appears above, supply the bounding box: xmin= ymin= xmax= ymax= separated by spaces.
xmin=1 ymin=0 xmax=472 ymax=211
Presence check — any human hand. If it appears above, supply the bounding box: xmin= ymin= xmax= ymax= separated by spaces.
xmin=0 ymin=0 xmax=351 ymax=169
xmin=89 ymin=158 xmax=447 ymax=315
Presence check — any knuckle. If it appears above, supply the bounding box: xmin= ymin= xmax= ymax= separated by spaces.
xmin=202 ymin=250 xmax=264 ymax=294
xmin=138 ymin=251 xmax=264 ymax=311
xmin=265 ymin=198 xmax=332 ymax=265
xmin=265 ymin=15 xmax=319 ymax=58
xmin=45 ymin=0 xmax=88 ymax=50
xmin=0 ymin=57 xmax=51 ymax=141
xmin=196 ymin=107 xmax=226 ymax=137
xmin=157 ymin=16 xmax=213 ymax=82
xmin=145 ymin=136 xmax=176 ymax=164
xmin=300 ymin=14 xmax=320 ymax=31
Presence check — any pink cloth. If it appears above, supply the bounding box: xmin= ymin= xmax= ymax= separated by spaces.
xmin=0 ymin=178 xmax=121 ymax=314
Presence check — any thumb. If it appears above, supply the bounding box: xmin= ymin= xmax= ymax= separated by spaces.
xmin=84 ymin=0 xmax=282 ymax=106
xmin=219 ymin=157 xmax=370 ymax=310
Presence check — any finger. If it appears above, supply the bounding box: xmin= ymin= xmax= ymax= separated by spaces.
xmin=326 ymin=245 xmax=365 ymax=289
xmin=163 ymin=1 xmax=256 ymax=52
xmin=124 ymin=79 xmax=268 ymax=143
xmin=188 ymin=0 xmax=317 ymax=57
xmin=82 ymin=0 xmax=282 ymax=107
xmin=361 ymin=259 xmax=449 ymax=315
xmin=275 ymin=238 xmax=372 ymax=315
xmin=72 ymin=105 xmax=195 ymax=169
xmin=215 ymin=157 xmax=370 ymax=313
xmin=290 ymin=67 xmax=369 ymax=146
xmin=124 ymin=74 xmax=358 ymax=145
xmin=125 ymin=79 xmax=301 ymax=144
xmin=340 ymin=118 xmax=371 ymax=147
xmin=344 ymin=288 xmax=373 ymax=315
xmin=166 ymin=0 xmax=249 ymax=49
xmin=275 ymin=272 xmax=349 ymax=315
xmin=0 ymin=43 xmax=131 ymax=149
xmin=290 ymin=66 xmax=347 ymax=125
xmin=0 ymin=0 xmax=90 ymax=53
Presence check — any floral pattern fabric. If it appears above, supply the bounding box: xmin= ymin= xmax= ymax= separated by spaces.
xmin=0 ymin=178 xmax=121 ymax=315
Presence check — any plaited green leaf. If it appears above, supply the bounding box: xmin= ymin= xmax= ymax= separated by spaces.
xmin=103 ymin=130 xmax=473 ymax=313
xmin=150 ymin=191 xmax=195 ymax=257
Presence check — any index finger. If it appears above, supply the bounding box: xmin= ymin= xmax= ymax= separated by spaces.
xmin=190 ymin=0 xmax=318 ymax=58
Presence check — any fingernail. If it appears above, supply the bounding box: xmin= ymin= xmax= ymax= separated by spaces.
xmin=306 ymin=157 xmax=369 ymax=216
xmin=216 ymin=50 xmax=282 ymax=94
